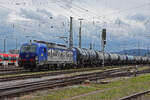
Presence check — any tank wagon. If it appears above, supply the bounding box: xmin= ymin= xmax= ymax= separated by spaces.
xmin=18 ymin=41 xmax=150 ymax=70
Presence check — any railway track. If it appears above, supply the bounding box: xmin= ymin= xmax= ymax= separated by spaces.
xmin=0 ymin=70 xmax=30 ymax=76
xmin=0 ymin=66 xmax=132 ymax=82
xmin=0 ymin=67 xmax=150 ymax=99
xmin=0 ymin=68 xmax=22 ymax=71
xmin=0 ymin=66 xmax=21 ymax=71
xmin=0 ymin=66 xmax=117 ymax=76
xmin=0 ymin=67 xmax=28 ymax=76
xmin=0 ymin=65 xmax=136 ymax=74
xmin=119 ymin=90 xmax=150 ymax=100
xmin=0 ymin=65 xmax=146 ymax=76
xmin=0 ymin=68 xmax=125 ymax=98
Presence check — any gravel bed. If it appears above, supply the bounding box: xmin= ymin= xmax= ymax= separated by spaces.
xmin=0 ymin=74 xmax=66 ymax=88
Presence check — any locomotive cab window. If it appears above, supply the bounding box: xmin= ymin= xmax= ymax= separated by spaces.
xmin=21 ymin=45 xmax=37 ymax=53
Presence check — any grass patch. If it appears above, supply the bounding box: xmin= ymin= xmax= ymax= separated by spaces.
xmin=74 ymin=74 xmax=150 ymax=100
xmin=22 ymin=74 xmax=150 ymax=100
xmin=31 ymin=86 xmax=98 ymax=100
xmin=77 ymin=82 xmax=150 ymax=100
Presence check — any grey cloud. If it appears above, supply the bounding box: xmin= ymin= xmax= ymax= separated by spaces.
xmin=0 ymin=7 xmax=11 ymax=20
xmin=127 ymin=14 xmax=147 ymax=22
xmin=20 ymin=8 xmax=44 ymax=21
xmin=36 ymin=9 xmax=53 ymax=17
xmin=0 ymin=0 xmax=150 ymax=52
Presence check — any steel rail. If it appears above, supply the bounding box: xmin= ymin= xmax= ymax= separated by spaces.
xmin=118 ymin=90 xmax=150 ymax=100
xmin=0 ymin=66 xmax=132 ymax=82
xmin=0 ymin=68 xmax=128 ymax=99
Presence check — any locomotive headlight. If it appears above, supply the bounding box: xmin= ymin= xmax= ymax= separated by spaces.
xmin=35 ymin=56 xmax=38 ymax=61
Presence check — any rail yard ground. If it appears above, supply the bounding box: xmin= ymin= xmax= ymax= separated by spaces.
xmin=0 ymin=65 xmax=133 ymax=81
xmin=9 ymin=73 xmax=150 ymax=100
xmin=1 ymin=65 xmax=149 ymax=100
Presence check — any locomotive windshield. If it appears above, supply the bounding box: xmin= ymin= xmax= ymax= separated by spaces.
xmin=21 ymin=45 xmax=37 ymax=53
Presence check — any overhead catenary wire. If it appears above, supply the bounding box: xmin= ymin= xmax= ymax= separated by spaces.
xmin=1 ymin=0 xmax=150 ymax=23
xmin=1 ymin=0 xmax=150 ymax=25
xmin=55 ymin=1 xmax=150 ymax=24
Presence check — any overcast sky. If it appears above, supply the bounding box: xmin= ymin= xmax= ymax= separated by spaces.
xmin=0 ymin=0 xmax=150 ymax=52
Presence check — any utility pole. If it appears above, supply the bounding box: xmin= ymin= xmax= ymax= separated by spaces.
xmin=138 ymin=42 xmax=140 ymax=56
xmin=69 ymin=16 xmax=73 ymax=48
xmin=147 ymin=46 xmax=150 ymax=56
xmin=101 ymin=39 xmax=105 ymax=67
xmin=90 ymin=43 xmax=92 ymax=50
xmin=133 ymin=50 xmax=135 ymax=56
xmin=6 ymin=37 xmax=18 ymax=50
xmin=16 ymin=38 xmax=18 ymax=49
xmin=79 ymin=20 xmax=82 ymax=48
xmin=78 ymin=18 xmax=83 ymax=48
xmin=4 ymin=38 xmax=6 ymax=53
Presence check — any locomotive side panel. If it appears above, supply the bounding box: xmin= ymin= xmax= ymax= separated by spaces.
xmin=47 ymin=48 xmax=74 ymax=64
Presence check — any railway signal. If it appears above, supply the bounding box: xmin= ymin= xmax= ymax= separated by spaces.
xmin=101 ymin=28 xmax=107 ymax=66
xmin=102 ymin=28 xmax=106 ymax=45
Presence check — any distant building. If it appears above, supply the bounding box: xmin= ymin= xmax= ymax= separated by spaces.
xmin=9 ymin=49 xmax=20 ymax=54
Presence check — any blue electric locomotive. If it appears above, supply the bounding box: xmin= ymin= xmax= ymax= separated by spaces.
xmin=19 ymin=40 xmax=77 ymax=70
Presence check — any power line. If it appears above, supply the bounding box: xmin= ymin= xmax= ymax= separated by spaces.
xmin=1 ymin=1 xmax=150 ymax=41
xmin=62 ymin=1 xmax=150 ymax=24
xmin=2 ymin=0 xmax=149 ymax=26
xmin=106 ymin=2 xmax=150 ymax=16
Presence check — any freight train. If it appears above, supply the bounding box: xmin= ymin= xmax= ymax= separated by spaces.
xmin=18 ymin=40 xmax=150 ymax=70
xmin=0 ymin=53 xmax=19 ymax=66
